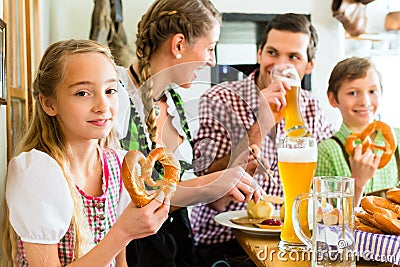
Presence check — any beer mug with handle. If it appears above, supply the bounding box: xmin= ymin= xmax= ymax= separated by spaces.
xmin=270 ymin=64 xmax=310 ymax=137
xmin=293 ymin=176 xmax=356 ymax=267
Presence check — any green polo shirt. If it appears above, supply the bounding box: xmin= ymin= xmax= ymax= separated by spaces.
xmin=316 ymin=123 xmax=400 ymax=193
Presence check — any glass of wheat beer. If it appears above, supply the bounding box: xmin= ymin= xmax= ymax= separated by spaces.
xmin=270 ymin=64 xmax=310 ymax=137
xmin=277 ymin=136 xmax=317 ymax=251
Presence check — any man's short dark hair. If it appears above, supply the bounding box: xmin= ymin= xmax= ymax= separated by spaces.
xmin=258 ymin=13 xmax=318 ymax=62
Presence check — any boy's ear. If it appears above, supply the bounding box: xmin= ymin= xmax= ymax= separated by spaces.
xmin=327 ymin=91 xmax=339 ymax=107
xmin=39 ymin=95 xmax=57 ymax=116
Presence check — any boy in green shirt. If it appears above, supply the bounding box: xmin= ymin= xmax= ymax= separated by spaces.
xmin=316 ymin=57 xmax=400 ymax=206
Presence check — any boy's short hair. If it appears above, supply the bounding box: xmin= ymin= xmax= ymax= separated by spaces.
xmin=328 ymin=57 xmax=382 ymax=101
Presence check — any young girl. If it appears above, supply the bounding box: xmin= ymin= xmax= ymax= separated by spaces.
xmin=316 ymin=57 xmax=400 ymax=206
xmin=1 ymin=39 xmax=169 ymax=267
xmin=114 ymin=0 xmax=265 ymax=266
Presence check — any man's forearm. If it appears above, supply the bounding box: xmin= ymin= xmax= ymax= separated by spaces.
xmin=203 ymin=122 xmax=273 ymax=175
xmin=203 ymin=154 xmax=231 ymax=174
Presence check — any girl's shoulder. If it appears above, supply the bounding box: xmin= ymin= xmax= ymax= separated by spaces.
xmin=6 ymin=149 xmax=74 ymax=243
xmin=108 ymin=148 xmax=127 ymax=162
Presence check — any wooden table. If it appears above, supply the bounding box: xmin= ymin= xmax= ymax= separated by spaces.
xmin=233 ymin=229 xmax=397 ymax=267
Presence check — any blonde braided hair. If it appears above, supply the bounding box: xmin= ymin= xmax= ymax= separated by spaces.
xmin=135 ymin=0 xmax=221 ymax=149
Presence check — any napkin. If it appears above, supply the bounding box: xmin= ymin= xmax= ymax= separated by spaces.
xmin=355 ymin=230 xmax=400 ymax=264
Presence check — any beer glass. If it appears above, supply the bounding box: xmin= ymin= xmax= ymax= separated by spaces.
xmin=270 ymin=64 xmax=310 ymax=137
xmin=293 ymin=176 xmax=355 ymax=267
xmin=277 ymin=136 xmax=317 ymax=251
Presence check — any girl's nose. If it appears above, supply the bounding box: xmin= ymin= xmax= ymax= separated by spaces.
xmin=93 ymin=94 xmax=109 ymax=113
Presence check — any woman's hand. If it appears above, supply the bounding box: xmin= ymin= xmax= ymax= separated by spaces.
xmin=208 ymin=166 xmax=265 ymax=212
xmin=231 ymin=144 xmax=271 ymax=176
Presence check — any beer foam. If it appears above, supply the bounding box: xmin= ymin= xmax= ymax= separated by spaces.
xmin=278 ymin=76 xmax=301 ymax=87
xmin=277 ymin=147 xmax=317 ymax=163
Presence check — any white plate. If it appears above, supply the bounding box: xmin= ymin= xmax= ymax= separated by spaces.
xmin=214 ymin=210 xmax=282 ymax=236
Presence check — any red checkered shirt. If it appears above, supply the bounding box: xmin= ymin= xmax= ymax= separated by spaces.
xmin=191 ymin=69 xmax=334 ymax=245
xmin=16 ymin=149 xmax=124 ymax=266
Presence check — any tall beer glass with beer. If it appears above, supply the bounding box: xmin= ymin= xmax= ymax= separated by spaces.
xmin=270 ymin=64 xmax=310 ymax=137
xmin=277 ymin=136 xmax=317 ymax=251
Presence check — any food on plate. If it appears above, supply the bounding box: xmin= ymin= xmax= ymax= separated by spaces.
xmin=246 ymin=195 xmax=284 ymax=219
xmin=257 ymin=218 xmax=283 ymax=230
xmin=356 ymin=190 xmax=400 ymax=234
xmin=229 ymin=216 xmax=262 ymax=227
xmin=229 ymin=196 xmax=284 ymax=229
xmin=261 ymin=195 xmax=284 ymax=204
xmin=280 ymin=203 xmax=285 ymax=222
xmin=122 ymin=147 xmax=180 ymax=207
xmin=345 ymin=121 xmax=397 ymax=169
xmin=247 ymin=199 xmax=275 ymax=219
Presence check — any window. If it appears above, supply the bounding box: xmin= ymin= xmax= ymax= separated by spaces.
xmin=4 ymin=0 xmax=41 ymax=159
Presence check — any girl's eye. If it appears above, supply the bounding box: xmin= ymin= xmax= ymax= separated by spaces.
xmin=76 ymin=91 xmax=88 ymax=97
xmin=106 ymin=88 xmax=118 ymax=95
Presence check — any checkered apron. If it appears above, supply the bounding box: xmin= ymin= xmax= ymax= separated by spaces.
xmin=15 ymin=149 xmax=122 ymax=267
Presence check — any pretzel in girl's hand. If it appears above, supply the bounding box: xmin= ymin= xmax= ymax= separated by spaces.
xmin=122 ymin=147 xmax=180 ymax=207
xmin=345 ymin=121 xmax=397 ymax=169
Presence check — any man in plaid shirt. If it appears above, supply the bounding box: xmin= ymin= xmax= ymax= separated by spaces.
xmin=190 ymin=13 xmax=335 ymax=266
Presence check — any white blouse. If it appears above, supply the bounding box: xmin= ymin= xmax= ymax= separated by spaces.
xmin=6 ymin=149 xmax=130 ymax=244
xmin=6 ymin=149 xmax=74 ymax=244
xmin=115 ymin=66 xmax=194 ymax=180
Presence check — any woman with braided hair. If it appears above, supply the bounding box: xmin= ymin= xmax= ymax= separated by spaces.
xmin=114 ymin=0 xmax=266 ymax=266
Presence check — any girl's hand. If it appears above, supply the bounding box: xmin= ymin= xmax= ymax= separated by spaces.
xmin=116 ymin=191 xmax=170 ymax=240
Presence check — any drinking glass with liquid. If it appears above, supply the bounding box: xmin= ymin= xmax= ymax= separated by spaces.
xmin=270 ymin=64 xmax=310 ymax=137
xmin=293 ymin=176 xmax=356 ymax=267
xmin=277 ymin=136 xmax=317 ymax=251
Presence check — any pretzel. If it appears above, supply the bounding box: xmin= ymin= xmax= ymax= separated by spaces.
xmin=357 ymin=194 xmax=400 ymax=235
xmin=355 ymin=215 xmax=384 ymax=234
xmin=374 ymin=213 xmax=400 ymax=235
xmin=356 ymin=212 xmax=381 ymax=230
xmin=345 ymin=121 xmax=397 ymax=169
xmin=386 ymin=188 xmax=400 ymax=205
xmin=360 ymin=196 xmax=399 ymax=220
xmin=122 ymin=148 xmax=180 ymax=207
